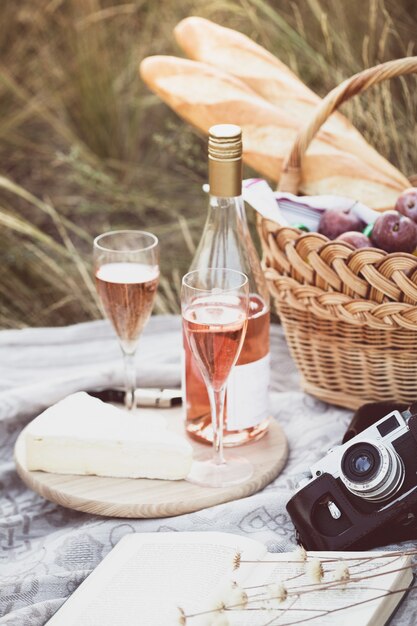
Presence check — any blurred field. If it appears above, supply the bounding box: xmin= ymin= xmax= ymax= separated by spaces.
xmin=1 ymin=0 xmax=416 ymax=327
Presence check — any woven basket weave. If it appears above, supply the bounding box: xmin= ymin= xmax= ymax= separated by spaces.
xmin=258 ymin=57 xmax=417 ymax=410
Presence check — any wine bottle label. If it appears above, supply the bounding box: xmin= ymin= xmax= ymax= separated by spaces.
xmin=225 ymin=353 xmax=270 ymax=430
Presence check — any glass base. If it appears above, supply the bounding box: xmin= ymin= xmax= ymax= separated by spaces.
xmin=186 ymin=454 xmax=253 ymax=488
xmin=186 ymin=415 xmax=270 ymax=447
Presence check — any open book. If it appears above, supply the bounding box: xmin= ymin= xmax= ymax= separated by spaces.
xmin=47 ymin=532 xmax=413 ymax=626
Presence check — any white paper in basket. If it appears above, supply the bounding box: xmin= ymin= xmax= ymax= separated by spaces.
xmin=242 ymin=178 xmax=379 ymax=231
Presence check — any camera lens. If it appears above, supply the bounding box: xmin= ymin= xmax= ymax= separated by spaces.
xmin=340 ymin=440 xmax=404 ymax=502
xmin=353 ymin=454 xmax=372 ymax=474
xmin=343 ymin=443 xmax=379 ymax=483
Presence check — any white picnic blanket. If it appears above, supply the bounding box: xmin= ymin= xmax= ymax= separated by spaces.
xmin=0 ymin=316 xmax=415 ymax=624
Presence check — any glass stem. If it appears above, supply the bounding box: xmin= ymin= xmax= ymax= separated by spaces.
xmin=123 ymin=351 xmax=136 ymax=410
xmin=207 ymin=385 xmax=226 ymax=465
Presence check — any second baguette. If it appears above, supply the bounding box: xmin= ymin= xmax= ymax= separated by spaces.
xmin=140 ymin=55 xmax=406 ymax=210
xmin=174 ymin=17 xmax=408 ymax=191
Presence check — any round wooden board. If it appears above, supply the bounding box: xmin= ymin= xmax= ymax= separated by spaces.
xmin=14 ymin=409 xmax=288 ymax=518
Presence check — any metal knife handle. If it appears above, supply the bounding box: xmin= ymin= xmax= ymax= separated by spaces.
xmin=88 ymin=388 xmax=182 ymax=408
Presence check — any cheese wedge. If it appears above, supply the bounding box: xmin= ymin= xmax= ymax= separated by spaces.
xmin=25 ymin=392 xmax=193 ymax=480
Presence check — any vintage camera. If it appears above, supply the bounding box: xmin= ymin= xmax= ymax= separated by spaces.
xmin=287 ymin=405 xmax=417 ymax=551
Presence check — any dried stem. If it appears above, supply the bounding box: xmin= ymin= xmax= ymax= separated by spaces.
xmin=184 ymin=549 xmax=417 ymax=625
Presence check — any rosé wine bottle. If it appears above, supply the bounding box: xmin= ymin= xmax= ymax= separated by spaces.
xmin=183 ymin=124 xmax=270 ymax=447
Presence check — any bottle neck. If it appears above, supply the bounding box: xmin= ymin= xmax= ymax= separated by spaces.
xmin=191 ymin=192 xmax=270 ymax=309
xmin=208 ymin=156 xmax=242 ymax=198
xmin=205 ymin=194 xmax=248 ymax=245
xmin=191 ymin=150 xmax=269 ymax=308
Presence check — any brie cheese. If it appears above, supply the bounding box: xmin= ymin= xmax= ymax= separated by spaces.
xmin=25 ymin=392 xmax=193 ymax=480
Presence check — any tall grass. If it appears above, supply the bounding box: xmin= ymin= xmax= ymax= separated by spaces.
xmin=0 ymin=0 xmax=416 ymax=327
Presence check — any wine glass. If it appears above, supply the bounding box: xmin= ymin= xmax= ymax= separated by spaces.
xmin=93 ymin=230 xmax=159 ymax=410
xmin=182 ymin=267 xmax=252 ymax=487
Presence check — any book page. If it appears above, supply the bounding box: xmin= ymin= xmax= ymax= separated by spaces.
xmin=226 ymin=550 xmax=412 ymax=626
xmin=47 ymin=531 xmax=266 ymax=626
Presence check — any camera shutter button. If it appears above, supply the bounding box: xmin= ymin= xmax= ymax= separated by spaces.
xmin=327 ymin=501 xmax=342 ymax=519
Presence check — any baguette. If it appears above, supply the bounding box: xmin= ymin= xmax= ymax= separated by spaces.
xmin=174 ymin=17 xmax=409 ymax=191
xmin=140 ymin=55 xmax=407 ymax=210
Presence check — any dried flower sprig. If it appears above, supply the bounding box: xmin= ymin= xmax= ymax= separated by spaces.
xmin=267 ymin=582 xmax=288 ymax=604
xmin=222 ymin=582 xmax=248 ymax=609
xmin=294 ymin=545 xmax=307 ymax=562
xmin=333 ymin=562 xmax=350 ymax=583
xmin=182 ymin=547 xmax=417 ymax=625
xmin=232 ymin=552 xmax=241 ymax=571
xmin=305 ymin=558 xmax=324 ymax=584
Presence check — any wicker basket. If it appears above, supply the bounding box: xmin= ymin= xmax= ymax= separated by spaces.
xmin=258 ymin=57 xmax=417 ymax=410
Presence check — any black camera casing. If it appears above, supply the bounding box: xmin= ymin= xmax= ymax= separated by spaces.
xmin=287 ymin=412 xmax=417 ymax=551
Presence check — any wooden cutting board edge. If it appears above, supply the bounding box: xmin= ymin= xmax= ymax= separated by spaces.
xmin=14 ymin=415 xmax=288 ymax=519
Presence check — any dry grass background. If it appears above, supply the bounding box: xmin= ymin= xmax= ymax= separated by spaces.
xmin=1 ymin=0 xmax=416 ymax=328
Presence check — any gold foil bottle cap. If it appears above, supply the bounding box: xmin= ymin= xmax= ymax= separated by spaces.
xmin=208 ymin=124 xmax=242 ymax=197
xmin=208 ymin=124 xmax=242 ymax=161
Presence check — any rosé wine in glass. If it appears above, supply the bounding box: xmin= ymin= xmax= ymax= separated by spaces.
xmin=95 ymin=262 xmax=159 ymax=355
xmin=183 ymin=297 xmax=247 ymax=391
xmin=182 ymin=268 xmax=252 ymax=488
xmin=94 ymin=231 xmax=159 ymax=410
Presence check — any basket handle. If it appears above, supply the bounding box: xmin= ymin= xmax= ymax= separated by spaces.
xmin=278 ymin=57 xmax=417 ymax=193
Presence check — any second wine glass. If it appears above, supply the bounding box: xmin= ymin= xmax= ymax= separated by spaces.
xmin=182 ymin=268 xmax=252 ymax=487
xmin=94 ymin=230 xmax=159 ymax=410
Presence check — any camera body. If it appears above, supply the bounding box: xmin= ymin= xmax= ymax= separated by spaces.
xmin=287 ymin=407 xmax=417 ymax=550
